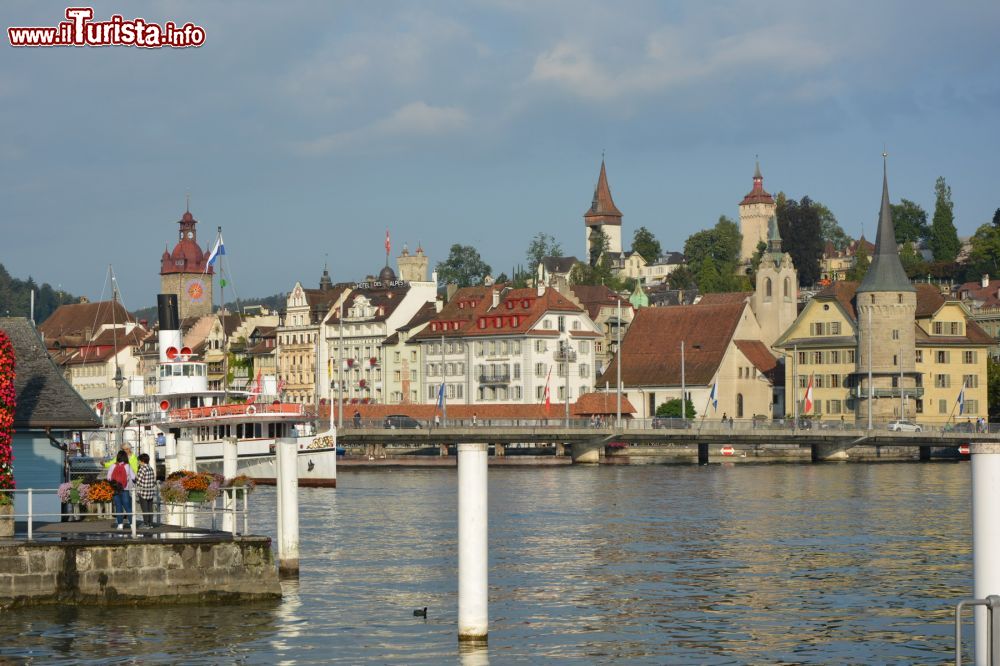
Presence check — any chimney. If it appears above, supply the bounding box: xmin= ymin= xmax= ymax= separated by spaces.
xmin=492 ymin=289 xmax=500 ymax=309
xmin=537 ymin=282 xmax=545 ymax=297
xmin=983 ymin=274 xmax=990 ymax=289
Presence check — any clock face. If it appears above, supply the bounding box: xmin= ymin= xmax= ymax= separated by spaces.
xmin=185 ymin=278 xmax=205 ymax=303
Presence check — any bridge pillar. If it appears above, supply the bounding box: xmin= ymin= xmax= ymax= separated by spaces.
xmin=697 ymin=443 xmax=708 ymax=465
xmin=811 ymin=443 xmax=849 ymax=462
xmin=494 ymin=443 xmax=505 ymax=457
xmin=571 ymin=440 xmax=603 ymax=464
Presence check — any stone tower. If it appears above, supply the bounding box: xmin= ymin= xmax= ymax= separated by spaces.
xmin=397 ymin=245 xmax=429 ymax=282
xmin=583 ymin=159 xmax=623 ymax=264
xmin=738 ymin=161 xmax=776 ymax=268
xmin=751 ymin=215 xmax=798 ymax=348
xmin=855 ymin=158 xmax=916 ymax=423
xmin=159 ymin=209 xmax=214 ymax=320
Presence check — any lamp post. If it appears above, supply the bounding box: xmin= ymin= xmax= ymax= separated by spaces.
xmin=616 ymin=299 xmax=622 ymax=427
xmin=113 ymin=366 xmax=124 ymax=450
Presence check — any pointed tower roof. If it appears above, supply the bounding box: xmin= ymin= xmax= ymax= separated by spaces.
xmin=583 ymin=159 xmax=623 ymax=227
xmin=857 ymin=157 xmax=915 ymax=293
xmin=740 ymin=160 xmax=774 ymax=206
xmin=765 ymin=215 xmax=783 ymax=264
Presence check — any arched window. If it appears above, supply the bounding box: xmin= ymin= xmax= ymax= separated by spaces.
xmin=736 ymin=393 xmax=744 ymax=419
xmin=764 ymin=278 xmax=772 ymax=299
xmin=783 ymin=277 xmax=791 ymax=300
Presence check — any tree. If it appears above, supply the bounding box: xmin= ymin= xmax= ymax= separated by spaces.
xmin=656 ymin=398 xmax=696 ymax=419
xmin=696 ymin=257 xmax=722 ymax=293
xmin=845 ymin=241 xmax=870 ymax=282
xmin=929 ymin=176 xmax=960 ymax=262
xmin=525 ymin=233 xmax=562 ymax=270
xmin=569 ymin=255 xmax=632 ymax=291
xmin=814 ymin=202 xmax=849 ymax=251
xmin=632 ymin=226 xmax=662 ymax=264
xmin=588 ymin=228 xmax=610 ymax=267
xmin=667 ymin=265 xmax=695 ymax=290
xmin=899 ymin=242 xmax=926 ymax=278
xmin=777 ymin=195 xmax=824 ymax=286
xmin=747 ymin=240 xmax=768 ymax=286
xmin=988 ymin=357 xmax=1000 ymax=421
xmin=993 ymin=208 xmax=1000 ymax=230
xmin=683 ymin=216 xmax=741 ymax=270
xmin=436 ymin=244 xmax=492 ymax=287
xmin=890 ymin=199 xmax=930 ymax=245
xmin=966 ymin=223 xmax=1000 ymax=280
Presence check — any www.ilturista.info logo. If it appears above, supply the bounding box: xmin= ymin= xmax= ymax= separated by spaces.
xmin=8 ymin=7 xmax=205 ymax=48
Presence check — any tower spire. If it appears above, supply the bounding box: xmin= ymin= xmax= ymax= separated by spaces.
xmin=857 ymin=151 xmax=915 ymax=293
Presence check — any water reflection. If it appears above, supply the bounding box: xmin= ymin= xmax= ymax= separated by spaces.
xmin=0 ymin=463 xmax=974 ymax=663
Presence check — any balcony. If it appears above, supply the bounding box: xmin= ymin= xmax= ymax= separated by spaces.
xmin=553 ymin=348 xmax=577 ymax=363
xmin=478 ymin=373 xmax=511 ymax=385
xmin=852 ymin=387 xmax=925 ymax=399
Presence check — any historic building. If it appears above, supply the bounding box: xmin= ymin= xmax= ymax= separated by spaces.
xmin=774 ymin=162 xmax=990 ymax=424
xmin=738 ymin=161 xmax=777 ymax=267
xmin=750 ymin=215 xmax=799 ymax=349
xmin=159 ymin=208 xmax=214 ymax=320
xmin=413 ymin=284 xmax=601 ymax=408
xmin=583 ymin=159 xmax=623 ymax=262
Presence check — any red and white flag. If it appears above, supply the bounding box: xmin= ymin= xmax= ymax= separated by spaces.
xmin=543 ymin=367 xmax=552 ymax=414
xmin=804 ymin=374 xmax=814 ymax=413
xmin=246 ymin=370 xmax=263 ymax=404
xmin=385 ymin=229 xmax=391 ymax=255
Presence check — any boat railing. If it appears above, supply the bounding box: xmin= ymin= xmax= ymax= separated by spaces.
xmin=154 ymin=402 xmax=311 ymax=423
xmin=0 ymin=487 xmax=251 ymax=540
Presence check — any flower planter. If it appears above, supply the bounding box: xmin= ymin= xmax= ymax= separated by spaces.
xmin=187 ymin=490 xmax=207 ymax=503
xmin=0 ymin=503 xmax=13 ymax=537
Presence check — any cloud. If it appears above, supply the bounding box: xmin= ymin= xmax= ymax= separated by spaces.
xmin=294 ymin=101 xmax=469 ymax=155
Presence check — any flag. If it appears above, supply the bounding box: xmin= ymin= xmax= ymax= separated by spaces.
xmin=246 ymin=370 xmax=262 ymax=405
xmin=543 ymin=367 xmax=552 ymax=413
xmin=436 ymin=381 xmax=445 ymax=409
xmin=385 ymin=229 xmax=391 ymax=255
xmin=708 ymin=380 xmax=718 ymax=411
xmin=205 ymin=234 xmax=225 ymax=272
xmin=804 ymin=374 xmax=814 ymax=413
xmin=958 ymin=381 xmax=966 ymax=415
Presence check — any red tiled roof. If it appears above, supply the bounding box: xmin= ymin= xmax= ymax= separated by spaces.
xmin=327 ymin=286 xmax=411 ymax=325
xmin=739 ymin=168 xmax=773 ymax=206
xmin=598 ymin=302 xmax=747 ymax=387
xmin=734 ymin=340 xmax=778 ymax=375
xmin=583 ymin=160 xmax=623 ymax=225
xmin=39 ymin=301 xmax=134 ymax=340
xmin=571 ymin=392 xmax=636 ymax=416
xmin=569 ymin=284 xmax=626 ymax=321
xmin=413 ymin=286 xmax=584 ymax=340
xmin=697 ymin=292 xmax=751 ymax=305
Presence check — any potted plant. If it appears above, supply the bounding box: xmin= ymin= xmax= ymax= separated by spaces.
xmin=224 ymin=474 xmax=256 ymax=499
xmin=0 ymin=331 xmax=16 ymax=537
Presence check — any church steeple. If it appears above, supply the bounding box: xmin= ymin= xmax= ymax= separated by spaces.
xmin=857 ymin=156 xmax=915 ymax=293
xmin=582 ymin=157 xmax=624 ymax=257
xmin=766 ymin=215 xmax=783 ymax=264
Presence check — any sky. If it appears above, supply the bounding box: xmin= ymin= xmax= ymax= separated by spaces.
xmin=3 ymin=1 xmax=999 ymax=310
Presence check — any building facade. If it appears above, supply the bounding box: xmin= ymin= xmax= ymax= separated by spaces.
xmin=159 ymin=209 xmax=214 ymax=321
xmin=738 ymin=161 xmax=777 ymax=267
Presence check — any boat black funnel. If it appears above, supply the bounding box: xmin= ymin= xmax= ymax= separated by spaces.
xmin=158 ymin=294 xmax=179 ymax=331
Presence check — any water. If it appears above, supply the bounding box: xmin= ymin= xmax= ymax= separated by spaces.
xmin=0 ymin=463 xmax=975 ymax=664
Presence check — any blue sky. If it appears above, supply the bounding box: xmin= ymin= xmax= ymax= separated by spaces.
xmin=3 ymin=1 xmax=999 ymax=309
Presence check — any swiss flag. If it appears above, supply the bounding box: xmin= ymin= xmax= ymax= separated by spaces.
xmin=543 ymin=367 xmax=552 ymax=414
xmin=804 ymin=374 xmax=814 ymax=414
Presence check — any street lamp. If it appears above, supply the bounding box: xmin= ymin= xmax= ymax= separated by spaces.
xmin=113 ymin=366 xmax=124 ymax=450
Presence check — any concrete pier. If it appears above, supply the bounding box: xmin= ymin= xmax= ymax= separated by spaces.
xmin=276 ymin=438 xmax=299 ymax=577
xmin=458 ymin=442 xmax=488 ymax=642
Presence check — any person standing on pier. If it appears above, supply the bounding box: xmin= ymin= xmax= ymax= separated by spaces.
xmin=107 ymin=450 xmax=136 ymax=530
xmin=135 ymin=453 xmax=157 ymax=528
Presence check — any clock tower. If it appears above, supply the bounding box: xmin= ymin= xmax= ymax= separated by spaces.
xmin=159 ymin=209 xmax=214 ymax=320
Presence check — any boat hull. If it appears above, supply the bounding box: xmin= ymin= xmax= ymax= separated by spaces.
xmin=194 ymin=447 xmax=337 ymax=487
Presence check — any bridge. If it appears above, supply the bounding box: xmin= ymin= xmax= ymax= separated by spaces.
xmin=333 ymin=418 xmax=1000 ymax=463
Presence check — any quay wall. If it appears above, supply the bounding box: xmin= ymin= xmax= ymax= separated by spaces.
xmin=0 ymin=537 xmax=281 ymax=609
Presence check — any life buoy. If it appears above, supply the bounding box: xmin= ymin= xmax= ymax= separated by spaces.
xmin=210 ymin=408 xmax=219 ymax=417
xmin=246 ymin=405 xmax=257 ymax=415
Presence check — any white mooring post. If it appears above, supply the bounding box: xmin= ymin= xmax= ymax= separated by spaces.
xmin=176 ymin=438 xmax=195 ymax=472
xmin=458 ymin=442 xmax=488 ymax=643
xmin=222 ymin=437 xmax=238 ymax=533
xmin=972 ymin=443 xmax=1000 ymax=665
xmin=276 ymin=438 xmax=300 ymax=576
xmin=164 ymin=434 xmax=178 ymax=476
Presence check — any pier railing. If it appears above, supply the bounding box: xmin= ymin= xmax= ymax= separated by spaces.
xmin=0 ymin=487 xmax=251 ymax=539
xmin=955 ymin=595 xmax=1000 ymax=665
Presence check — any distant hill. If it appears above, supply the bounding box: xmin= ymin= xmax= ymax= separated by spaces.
xmin=0 ymin=263 xmax=80 ymax=324
xmin=131 ymin=292 xmax=287 ymax=326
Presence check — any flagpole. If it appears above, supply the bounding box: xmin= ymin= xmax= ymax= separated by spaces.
xmin=217 ymin=226 xmax=229 ymax=404
xmin=441 ymin=334 xmax=447 ymax=425
xmin=792 ymin=344 xmax=798 ymax=431
xmin=338 ymin=299 xmax=344 ymax=430
xmin=615 ymin=298 xmax=621 ymax=427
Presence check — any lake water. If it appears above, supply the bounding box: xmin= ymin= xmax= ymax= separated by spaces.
xmin=0 ymin=463 xmax=977 ymax=664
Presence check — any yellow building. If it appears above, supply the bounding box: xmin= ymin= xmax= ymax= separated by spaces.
xmin=774 ymin=281 xmax=990 ymax=425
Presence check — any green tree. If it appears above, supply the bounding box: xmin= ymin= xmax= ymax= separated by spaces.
xmin=525 ymin=233 xmax=562 ymax=270
xmin=929 ymin=176 xmax=960 ymax=262
xmin=777 ymin=196 xmax=824 ymax=286
xmin=845 ymin=241 xmax=870 ymax=282
xmin=814 ymin=202 xmax=850 ymax=251
xmin=588 ymin=228 xmax=610 ymax=267
xmin=890 ymin=199 xmax=930 ymax=244
xmin=993 ymin=208 xmax=1000 ymax=230
xmin=667 ymin=265 xmax=695 ymax=290
xmin=569 ymin=255 xmax=632 ymax=291
xmin=899 ymin=242 xmax=926 ymax=278
xmin=436 ymin=244 xmax=492 ymax=287
xmin=683 ymin=216 xmax=741 ymax=269
xmin=696 ymin=256 xmax=722 ymax=293
xmin=989 ymin=357 xmax=1000 ymax=421
xmin=631 ymin=226 xmax=662 ymax=263
xmin=656 ymin=398 xmax=696 ymax=419
xmin=966 ymin=223 xmax=1000 ymax=280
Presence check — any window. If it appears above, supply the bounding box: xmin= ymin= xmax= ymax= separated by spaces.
xmin=543 ymin=319 xmax=552 ymax=329
xmin=951 ymin=322 xmax=962 ymax=335
xmin=813 ymin=351 xmax=823 ymax=364
xmin=830 ymin=374 xmax=840 ymax=388
xmin=579 ymin=363 xmax=589 ymax=377
xmin=536 ymin=386 xmax=544 ymax=400
xmin=513 ymin=363 xmax=521 ymax=379
xmin=512 ymin=341 xmax=520 ymax=354
xmin=535 ymin=340 xmax=547 ymax=353
xmin=847 ymin=350 xmax=855 ymax=363
xmin=827 ymin=400 xmax=842 ymax=414
xmin=535 ymin=363 xmax=545 ymax=377
xmin=798 ymin=351 xmax=807 ymax=365
xmin=798 ymin=376 xmax=808 ymax=388
xmin=892 ymin=329 xmax=899 ymax=340
xmin=934 ymin=322 xmax=943 ymax=335
xmin=815 ymin=376 xmax=824 ymax=388
xmin=579 ymin=340 xmax=589 ymax=353
xmin=765 ymin=278 xmax=772 ymax=299
xmin=935 ymin=374 xmax=951 ymax=389
xmin=964 ymin=374 xmax=979 ymax=389
xmin=936 ymin=350 xmax=950 ymax=363
xmin=916 ymin=350 xmax=923 ymax=363
xmin=830 ymin=350 xmax=840 ymax=364
xmin=965 ymin=350 xmax=977 ymax=364
xmin=513 ymin=386 xmax=522 ymax=400
xmin=831 ymin=322 xmax=841 ymax=335
xmin=967 ymin=399 xmax=979 ymax=414
xmin=939 ymin=399 xmax=948 ymax=414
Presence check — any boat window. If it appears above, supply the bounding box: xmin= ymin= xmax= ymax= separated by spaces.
xmin=183 ymin=365 xmax=194 ymax=376
xmin=237 ymin=423 xmax=244 ymax=439
xmin=172 ymin=365 xmax=182 ymax=376
xmin=268 ymin=423 xmax=276 ymax=438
